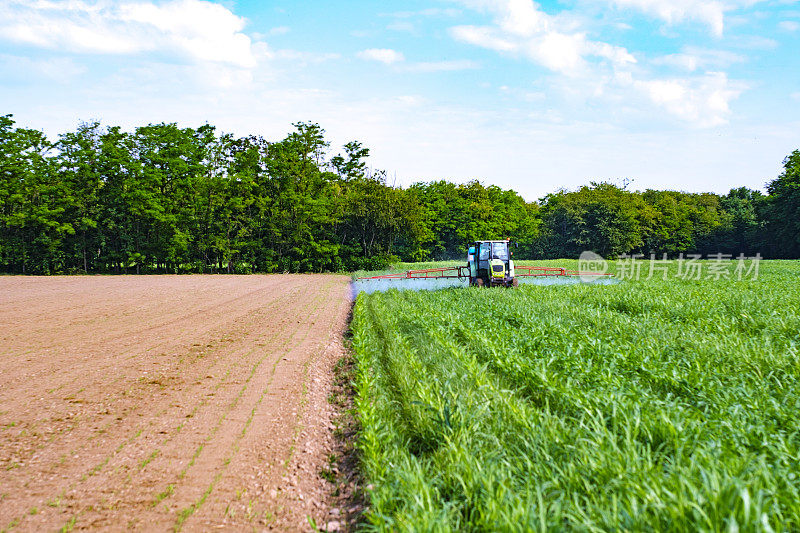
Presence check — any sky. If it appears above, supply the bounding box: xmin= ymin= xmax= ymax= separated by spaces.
xmin=1 ymin=0 xmax=799 ymax=201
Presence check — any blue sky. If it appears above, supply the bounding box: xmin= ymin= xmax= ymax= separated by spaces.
xmin=1 ymin=0 xmax=798 ymax=200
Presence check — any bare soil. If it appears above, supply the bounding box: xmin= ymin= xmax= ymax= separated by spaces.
xmin=0 ymin=274 xmax=353 ymax=532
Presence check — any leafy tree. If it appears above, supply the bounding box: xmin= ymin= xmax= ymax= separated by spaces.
xmin=55 ymin=121 xmax=103 ymax=272
xmin=0 ymin=115 xmax=72 ymax=273
xmin=640 ymin=190 xmax=697 ymax=254
xmin=262 ymin=123 xmax=340 ymax=272
xmin=95 ymin=126 xmax=142 ymax=272
xmin=331 ymin=141 xmax=369 ymax=180
xmin=539 ymin=183 xmax=651 ymax=258
xmin=406 ymin=180 xmax=537 ymax=260
xmin=0 ymin=114 xmax=796 ymax=272
xmin=699 ymin=187 xmax=765 ymax=255
xmin=764 ymin=150 xmax=800 ymax=258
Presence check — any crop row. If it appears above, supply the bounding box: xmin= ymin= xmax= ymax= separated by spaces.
xmin=351 ymin=261 xmax=800 ymax=531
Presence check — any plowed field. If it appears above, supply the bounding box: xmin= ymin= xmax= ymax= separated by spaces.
xmin=0 ymin=275 xmax=351 ymax=531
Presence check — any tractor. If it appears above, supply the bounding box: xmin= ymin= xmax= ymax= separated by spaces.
xmin=355 ymin=240 xmax=609 ymax=286
xmin=467 ymin=240 xmax=518 ymax=288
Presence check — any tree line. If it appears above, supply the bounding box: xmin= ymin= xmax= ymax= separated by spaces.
xmin=1 ymin=114 xmax=798 ymax=274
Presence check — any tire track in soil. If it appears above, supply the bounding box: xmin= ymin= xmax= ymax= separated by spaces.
xmin=79 ymin=278 xmax=333 ymax=530
xmin=170 ymin=280 xmax=338 ymax=531
xmin=0 ymin=275 xmax=352 ymax=532
xmin=0 ymin=275 xmax=292 ymax=398
xmin=1 ymin=279 xmax=310 ymax=529
xmin=0 ymin=276 xmax=307 ymax=506
xmin=185 ymin=278 xmax=347 ymax=531
xmin=0 ymin=290 xmax=298 ymax=473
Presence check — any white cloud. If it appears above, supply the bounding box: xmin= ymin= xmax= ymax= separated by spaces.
xmin=384 ymin=8 xmax=462 ymax=18
xmin=653 ymin=46 xmax=745 ymax=71
xmin=350 ymin=29 xmax=377 ymax=38
xmin=633 ymin=72 xmax=742 ymax=127
xmin=273 ymin=50 xmax=340 ymax=64
xmin=609 ymin=0 xmax=727 ymax=36
xmin=387 ymin=20 xmax=416 ymax=32
xmin=494 ymin=0 xmax=550 ymax=36
xmin=450 ymin=1 xmax=637 ymax=75
xmin=357 ymin=48 xmax=476 ymax=72
xmin=589 ymin=42 xmax=637 ymax=66
xmin=120 ymin=0 xmax=255 ymax=67
xmin=0 ymin=0 xmax=258 ymax=68
xmin=779 ymin=20 xmax=800 ymax=31
xmin=530 ymin=32 xmax=587 ymax=72
xmin=402 ymin=59 xmax=479 ymax=72
xmin=655 ymin=54 xmax=703 ymax=71
xmin=451 ymin=24 xmax=634 ymax=74
xmin=728 ymin=35 xmax=778 ymax=49
xmin=0 ymin=53 xmax=87 ymax=82
xmin=357 ymin=48 xmax=405 ymax=64
xmin=602 ymin=0 xmax=775 ymax=36
xmin=394 ymin=95 xmax=425 ymax=106
xmin=792 ymin=92 xmax=800 ymax=101
xmin=450 ymin=25 xmax=517 ymax=52
xmin=451 ymin=0 xmax=742 ymax=126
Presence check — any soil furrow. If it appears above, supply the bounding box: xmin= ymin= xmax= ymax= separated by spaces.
xmin=0 ymin=275 xmax=351 ymax=532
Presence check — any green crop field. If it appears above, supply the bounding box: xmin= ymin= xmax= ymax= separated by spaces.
xmin=351 ymin=260 xmax=800 ymax=531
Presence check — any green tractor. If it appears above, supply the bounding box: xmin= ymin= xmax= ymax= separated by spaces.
xmin=467 ymin=240 xmax=518 ymax=288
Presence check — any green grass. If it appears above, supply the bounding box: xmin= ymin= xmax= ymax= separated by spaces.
xmin=351 ymin=260 xmax=800 ymax=531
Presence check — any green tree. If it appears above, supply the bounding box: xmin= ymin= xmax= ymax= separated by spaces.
xmin=331 ymin=141 xmax=369 ymax=180
xmin=55 ymin=121 xmax=104 ymax=272
xmin=1 ymin=114 xmax=795 ymax=272
xmin=539 ymin=183 xmax=651 ymax=258
xmin=764 ymin=150 xmax=800 ymax=258
xmin=0 ymin=115 xmax=72 ymax=273
xmin=262 ymin=122 xmax=340 ymax=272
xmin=95 ymin=126 xmax=142 ymax=272
xmin=132 ymin=123 xmax=213 ymax=271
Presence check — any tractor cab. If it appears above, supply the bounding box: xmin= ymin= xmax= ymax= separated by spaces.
xmin=467 ymin=240 xmax=517 ymax=287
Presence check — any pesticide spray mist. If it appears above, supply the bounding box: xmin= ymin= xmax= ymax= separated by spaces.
xmin=350 ymin=275 xmax=616 ymax=298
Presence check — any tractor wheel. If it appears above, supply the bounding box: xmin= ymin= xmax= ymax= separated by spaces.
xmin=512 ymin=278 xmax=519 ymax=288
xmin=475 ymin=277 xmax=484 ymax=288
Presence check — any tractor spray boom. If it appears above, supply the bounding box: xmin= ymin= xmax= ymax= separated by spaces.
xmin=357 ymin=239 xmax=611 ymax=287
